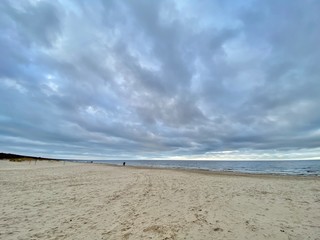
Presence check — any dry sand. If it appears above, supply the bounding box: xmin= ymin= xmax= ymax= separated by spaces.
xmin=0 ymin=160 xmax=319 ymax=240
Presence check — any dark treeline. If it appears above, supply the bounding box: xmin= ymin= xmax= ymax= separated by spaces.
xmin=0 ymin=152 xmax=50 ymax=160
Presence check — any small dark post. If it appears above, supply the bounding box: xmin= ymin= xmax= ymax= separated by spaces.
xmin=123 ymin=162 xmax=126 ymax=166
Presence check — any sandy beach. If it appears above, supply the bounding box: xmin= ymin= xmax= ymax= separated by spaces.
xmin=0 ymin=160 xmax=319 ymax=240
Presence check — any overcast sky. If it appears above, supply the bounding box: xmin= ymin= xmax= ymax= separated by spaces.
xmin=0 ymin=0 xmax=319 ymax=160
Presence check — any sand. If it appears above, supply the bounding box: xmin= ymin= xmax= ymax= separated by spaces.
xmin=0 ymin=160 xmax=319 ymax=240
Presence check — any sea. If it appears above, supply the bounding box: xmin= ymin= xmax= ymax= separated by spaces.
xmin=73 ymin=160 xmax=320 ymax=176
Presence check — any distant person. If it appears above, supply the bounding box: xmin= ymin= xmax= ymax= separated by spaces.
xmin=123 ymin=162 xmax=126 ymax=166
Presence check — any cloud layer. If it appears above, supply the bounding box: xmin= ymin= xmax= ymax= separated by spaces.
xmin=1 ymin=0 xmax=319 ymax=160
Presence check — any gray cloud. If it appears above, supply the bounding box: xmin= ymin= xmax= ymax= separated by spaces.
xmin=0 ymin=0 xmax=319 ymax=159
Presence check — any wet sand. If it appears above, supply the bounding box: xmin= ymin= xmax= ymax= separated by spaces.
xmin=0 ymin=160 xmax=319 ymax=239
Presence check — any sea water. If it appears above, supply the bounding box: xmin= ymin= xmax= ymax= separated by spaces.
xmin=78 ymin=160 xmax=320 ymax=176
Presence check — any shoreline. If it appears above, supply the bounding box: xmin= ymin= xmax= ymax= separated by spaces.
xmin=82 ymin=161 xmax=320 ymax=179
xmin=3 ymin=159 xmax=319 ymax=179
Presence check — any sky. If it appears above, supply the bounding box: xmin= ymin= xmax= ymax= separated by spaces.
xmin=0 ymin=0 xmax=320 ymax=160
